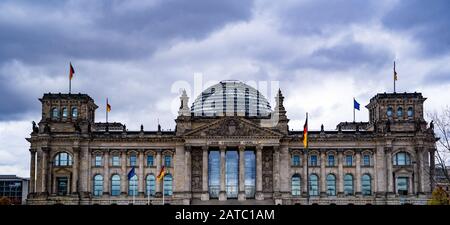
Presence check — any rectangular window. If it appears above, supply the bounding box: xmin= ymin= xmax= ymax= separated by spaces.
xmin=345 ymin=155 xmax=353 ymax=166
xmin=328 ymin=155 xmax=335 ymax=166
xmin=396 ymin=177 xmax=409 ymax=195
xmin=147 ymin=155 xmax=154 ymax=166
xmin=57 ymin=177 xmax=68 ymax=196
xmin=130 ymin=155 xmax=137 ymax=166
xmin=95 ymin=155 xmax=102 ymax=167
xmin=164 ymin=155 xmax=172 ymax=167
xmin=292 ymin=155 xmax=301 ymax=166
xmin=363 ymin=155 xmax=370 ymax=166
xmin=310 ymin=155 xmax=318 ymax=166
xmin=112 ymin=156 xmax=120 ymax=166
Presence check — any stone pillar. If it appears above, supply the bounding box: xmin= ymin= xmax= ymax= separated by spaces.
xmin=155 ymin=150 xmax=162 ymax=196
xmin=303 ymin=149 xmax=308 ymax=195
xmin=337 ymin=151 xmax=343 ymax=196
xmin=355 ymin=151 xmax=361 ymax=195
xmin=102 ymin=150 xmax=109 ymax=194
xmin=238 ymin=145 xmax=246 ymax=201
xmin=121 ymin=151 xmax=127 ymax=195
xmin=41 ymin=147 xmax=49 ymax=194
xmin=256 ymin=145 xmax=264 ymax=200
xmin=375 ymin=146 xmax=385 ymax=196
xmin=429 ymin=149 xmax=436 ymax=191
xmin=219 ymin=145 xmax=227 ymax=201
xmin=320 ymin=151 xmax=326 ymax=196
xmin=272 ymin=146 xmax=280 ymax=196
xmin=79 ymin=146 xmax=89 ymax=195
xmin=185 ymin=146 xmax=192 ymax=193
xmin=201 ymin=146 xmax=209 ymax=200
xmin=138 ymin=150 xmax=144 ymax=196
xmin=279 ymin=146 xmax=289 ymax=194
xmin=72 ymin=148 xmax=80 ymax=194
xmin=29 ymin=149 xmax=36 ymax=194
xmin=417 ymin=148 xmax=424 ymax=193
xmin=386 ymin=148 xmax=394 ymax=194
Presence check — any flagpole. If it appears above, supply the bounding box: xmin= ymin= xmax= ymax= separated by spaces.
xmin=69 ymin=77 xmax=71 ymax=94
xmin=305 ymin=112 xmax=309 ymax=205
xmin=353 ymin=98 xmax=355 ymax=122
xmin=394 ymin=61 xmax=396 ymax=93
xmin=106 ymin=98 xmax=108 ymax=124
xmin=162 ymin=177 xmax=165 ymax=205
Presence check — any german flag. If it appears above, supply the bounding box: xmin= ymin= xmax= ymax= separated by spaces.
xmin=302 ymin=113 xmax=308 ymax=148
xmin=157 ymin=166 xmax=165 ymax=181
xmin=106 ymin=98 xmax=111 ymax=112
xmin=69 ymin=62 xmax=75 ymax=80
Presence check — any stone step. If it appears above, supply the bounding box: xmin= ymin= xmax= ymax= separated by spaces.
xmin=191 ymin=199 xmax=274 ymax=205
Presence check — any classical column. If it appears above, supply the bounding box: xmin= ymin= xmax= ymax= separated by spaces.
xmin=155 ymin=150 xmax=162 ymax=196
xmin=337 ymin=151 xmax=344 ymax=196
xmin=386 ymin=148 xmax=394 ymax=195
xmin=429 ymin=149 xmax=436 ymax=191
xmin=72 ymin=147 xmax=80 ymax=194
xmin=256 ymin=145 xmax=264 ymax=200
xmin=41 ymin=147 xmax=49 ymax=194
xmin=272 ymin=146 xmax=280 ymax=196
xmin=185 ymin=146 xmax=192 ymax=193
xmin=79 ymin=146 xmax=89 ymax=195
xmin=138 ymin=150 xmax=144 ymax=196
xmin=121 ymin=151 xmax=127 ymax=195
xmin=101 ymin=150 xmax=109 ymax=195
xmin=219 ymin=145 xmax=227 ymax=201
xmin=320 ymin=150 xmax=326 ymax=196
xmin=238 ymin=145 xmax=246 ymax=201
xmin=355 ymin=151 xmax=361 ymax=195
xmin=29 ymin=149 xmax=36 ymax=194
xmin=201 ymin=146 xmax=209 ymax=200
xmin=417 ymin=148 xmax=424 ymax=193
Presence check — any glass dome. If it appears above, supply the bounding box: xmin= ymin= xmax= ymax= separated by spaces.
xmin=191 ymin=80 xmax=272 ymax=117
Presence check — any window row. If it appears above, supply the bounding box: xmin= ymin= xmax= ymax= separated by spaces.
xmin=93 ymin=174 xmax=173 ymax=197
xmin=291 ymin=173 xmax=372 ymax=196
xmin=291 ymin=154 xmax=372 ymax=167
xmin=51 ymin=107 xmax=78 ymax=119
xmin=93 ymin=154 xmax=172 ymax=167
xmin=52 ymin=152 xmax=173 ymax=167
xmin=386 ymin=106 xmax=414 ymax=118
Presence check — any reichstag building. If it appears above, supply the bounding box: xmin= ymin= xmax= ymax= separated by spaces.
xmin=26 ymin=80 xmax=437 ymax=205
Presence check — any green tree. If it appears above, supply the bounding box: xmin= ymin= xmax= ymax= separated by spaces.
xmin=0 ymin=196 xmax=12 ymax=205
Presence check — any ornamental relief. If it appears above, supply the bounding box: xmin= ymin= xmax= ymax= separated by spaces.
xmin=262 ymin=149 xmax=273 ymax=192
xmin=191 ymin=149 xmax=203 ymax=192
xmin=187 ymin=118 xmax=278 ymax=137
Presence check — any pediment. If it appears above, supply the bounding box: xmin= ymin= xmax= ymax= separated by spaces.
xmin=184 ymin=117 xmax=283 ymax=137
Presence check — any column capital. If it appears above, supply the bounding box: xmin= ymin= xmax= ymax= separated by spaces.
xmin=256 ymin=145 xmax=263 ymax=151
xmin=185 ymin=145 xmax=192 ymax=152
xmin=238 ymin=145 xmax=246 ymax=151
xmin=72 ymin=147 xmax=81 ymax=153
xmin=29 ymin=148 xmax=37 ymax=153
xmin=41 ymin=147 xmax=50 ymax=153
xmin=202 ymin=146 xmax=208 ymax=151
xmin=219 ymin=145 xmax=227 ymax=151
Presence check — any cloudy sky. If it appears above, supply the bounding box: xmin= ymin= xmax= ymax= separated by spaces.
xmin=1 ymin=0 xmax=449 ymax=177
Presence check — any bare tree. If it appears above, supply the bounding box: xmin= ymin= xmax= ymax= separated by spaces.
xmin=428 ymin=106 xmax=450 ymax=186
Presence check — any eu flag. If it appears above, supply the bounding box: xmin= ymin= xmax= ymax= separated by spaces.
xmin=127 ymin=167 xmax=136 ymax=180
xmin=354 ymin=99 xmax=360 ymax=111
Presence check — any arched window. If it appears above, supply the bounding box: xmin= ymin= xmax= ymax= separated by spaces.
xmin=128 ymin=175 xmax=138 ymax=196
xmin=393 ymin=152 xmax=411 ymax=166
xmin=309 ymin=155 xmax=318 ymax=166
xmin=344 ymin=174 xmax=354 ymax=195
xmin=326 ymin=174 xmax=336 ymax=196
xmin=291 ymin=174 xmax=301 ymax=196
xmin=407 ymin=107 xmax=414 ymax=117
xmin=387 ymin=107 xmax=393 ymax=117
xmin=52 ymin=108 xmax=59 ymax=119
xmin=54 ymin=152 xmax=73 ymax=166
xmin=345 ymin=155 xmax=353 ymax=166
xmin=111 ymin=175 xmax=121 ymax=196
xmin=146 ymin=174 xmax=156 ymax=196
xmin=164 ymin=174 xmax=173 ymax=196
xmin=309 ymin=174 xmax=319 ymax=196
xmin=93 ymin=175 xmax=103 ymax=196
xmin=72 ymin=107 xmax=78 ymax=119
xmin=361 ymin=174 xmax=372 ymax=196
xmin=362 ymin=154 xmax=371 ymax=166
xmin=129 ymin=153 xmax=137 ymax=166
xmin=397 ymin=107 xmax=403 ymax=117
xmin=62 ymin=107 xmax=68 ymax=118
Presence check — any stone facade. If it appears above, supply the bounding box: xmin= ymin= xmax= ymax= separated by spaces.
xmin=26 ymin=84 xmax=437 ymax=205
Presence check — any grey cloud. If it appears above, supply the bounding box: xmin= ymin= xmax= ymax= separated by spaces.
xmin=382 ymin=0 xmax=450 ymax=56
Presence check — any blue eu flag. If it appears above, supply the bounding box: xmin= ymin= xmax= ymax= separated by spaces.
xmin=127 ymin=167 xmax=136 ymax=180
xmin=354 ymin=99 xmax=360 ymax=111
